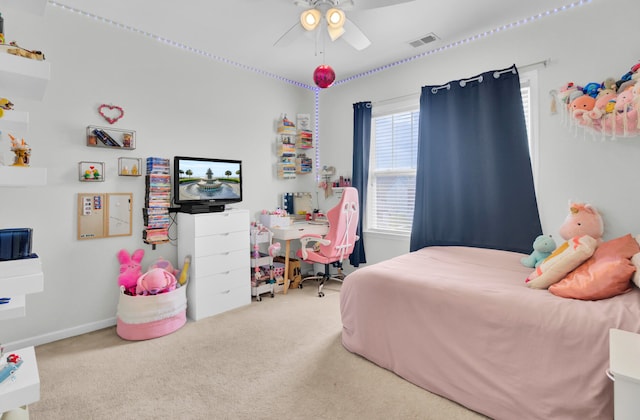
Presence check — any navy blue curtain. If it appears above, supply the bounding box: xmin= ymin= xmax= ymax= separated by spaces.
xmin=410 ymin=65 xmax=542 ymax=254
xmin=349 ymin=101 xmax=371 ymax=267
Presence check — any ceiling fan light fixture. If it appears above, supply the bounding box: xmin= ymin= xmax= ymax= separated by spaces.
xmin=300 ymin=8 xmax=321 ymax=31
xmin=326 ymin=8 xmax=345 ymax=29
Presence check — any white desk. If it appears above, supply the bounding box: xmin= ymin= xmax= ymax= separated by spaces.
xmin=270 ymin=222 xmax=329 ymax=293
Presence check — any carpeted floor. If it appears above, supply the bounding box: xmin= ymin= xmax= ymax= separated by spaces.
xmin=29 ymin=281 xmax=487 ymax=420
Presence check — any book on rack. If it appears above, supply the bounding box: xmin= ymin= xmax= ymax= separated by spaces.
xmin=143 ymin=228 xmax=169 ymax=243
xmin=92 ymin=128 xmax=121 ymax=147
xmin=146 ymin=157 xmax=170 ymax=175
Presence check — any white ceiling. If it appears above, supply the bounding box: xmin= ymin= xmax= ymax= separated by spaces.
xmin=51 ymin=0 xmax=580 ymax=87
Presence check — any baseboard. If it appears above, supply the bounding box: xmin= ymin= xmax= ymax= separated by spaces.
xmin=4 ymin=318 xmax=117 ymax=350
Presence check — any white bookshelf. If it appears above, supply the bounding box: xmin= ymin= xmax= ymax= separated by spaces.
xmin=0 ymin=4 xmax=48 ymax=413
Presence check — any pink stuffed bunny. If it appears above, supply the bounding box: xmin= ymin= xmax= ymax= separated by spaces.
xmin=558 ymin=201 xmax=604 ymax=242
xmin=117 ymin=249 xmax=145 ymax=296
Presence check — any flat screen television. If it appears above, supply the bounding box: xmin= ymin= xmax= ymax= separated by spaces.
xmin=173 ymin=156 xmax=242 ymax=213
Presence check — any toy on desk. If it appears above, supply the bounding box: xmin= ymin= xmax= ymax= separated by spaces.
xmin=0 ymin=353 xmax=23 ymax=384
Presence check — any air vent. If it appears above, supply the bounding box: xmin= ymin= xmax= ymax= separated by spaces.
xmin=409 ymin=32 xmax=439 ymax=48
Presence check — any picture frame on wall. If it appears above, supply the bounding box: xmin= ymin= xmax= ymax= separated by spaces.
xmin=78 ymin=161 xmax=105 ymax=182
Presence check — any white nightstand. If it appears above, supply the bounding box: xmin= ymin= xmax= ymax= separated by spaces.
xmin=0 ymin=346 xmax=40 ymax=415
xmin=609 ymin=328 xmax=640 ymax=420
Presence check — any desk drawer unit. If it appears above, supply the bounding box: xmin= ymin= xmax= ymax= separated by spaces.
xmin=178 ymin=210 xmax=250 ymax=321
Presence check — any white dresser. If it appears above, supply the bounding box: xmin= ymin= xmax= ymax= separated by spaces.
xmin=177 ymin=210 xmax=250 ymax=321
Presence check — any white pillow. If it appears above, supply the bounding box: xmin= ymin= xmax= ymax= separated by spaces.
xmin=631 ymin=252 xmax=640 ymax=288
xmin=526 ymin=235 xmax=598 ymax=289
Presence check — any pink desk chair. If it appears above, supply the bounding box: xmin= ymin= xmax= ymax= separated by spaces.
xmin=296 ymin=187 xmax=359 ymax=297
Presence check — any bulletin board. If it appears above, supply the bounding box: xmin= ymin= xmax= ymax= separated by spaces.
xmin=77 ymin=193 xmax=132 ymax=240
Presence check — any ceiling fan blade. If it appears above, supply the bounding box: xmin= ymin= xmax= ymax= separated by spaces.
xmin=340 ymin=18 xmax=371 ymax=50
xmin=274 ymin=21 xmax=306 ymax=47
xmin=349 ymin=0 xmax=415 ymax=10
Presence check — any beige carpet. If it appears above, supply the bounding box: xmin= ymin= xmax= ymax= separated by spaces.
xmin=30 ymin=282 xmax=487 ymax=420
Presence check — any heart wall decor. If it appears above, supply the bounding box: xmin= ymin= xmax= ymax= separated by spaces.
xmin=98 ymin=104 xmax=124 ymax=124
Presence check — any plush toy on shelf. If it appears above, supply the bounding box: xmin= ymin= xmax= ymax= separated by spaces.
xmin=117 ymin=248 xmax=145 ymax=296
xmin=521 ymin=235 xmax=557 ymax=268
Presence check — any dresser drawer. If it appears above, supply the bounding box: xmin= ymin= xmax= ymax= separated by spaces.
xmin=188 ymin=285 xmax=250 ymax=320
xmin=192 ymin=249 xmax=248 ymax=277
xmin=193 ymin=211 xmax=248 ymax=236
xmin=194 ymin=230 xmax=247 ymax=257
xmin=187 ymin=269 xmax=250 ymax=320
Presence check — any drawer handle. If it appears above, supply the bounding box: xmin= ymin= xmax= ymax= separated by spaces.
xmin=606 ymin=369 xmax=615 ymax=381
xmin=221 ymin=289 xmax=231 ymax=294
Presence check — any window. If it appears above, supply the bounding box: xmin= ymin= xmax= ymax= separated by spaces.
xmin=367 ymin=72 xmax=536 ymax=236
xmin=367 ymin=107 xmax=419 ymax=235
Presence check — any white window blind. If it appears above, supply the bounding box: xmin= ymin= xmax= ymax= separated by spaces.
xmin=368 ymin=111 xmax=419 ymax=234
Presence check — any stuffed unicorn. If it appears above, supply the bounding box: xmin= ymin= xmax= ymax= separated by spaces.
xmin=558 ymin=201 xmax=604 ymax=242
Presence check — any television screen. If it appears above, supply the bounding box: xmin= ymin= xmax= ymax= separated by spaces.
xmin=173 ymin=156 xmax=242 ymax=213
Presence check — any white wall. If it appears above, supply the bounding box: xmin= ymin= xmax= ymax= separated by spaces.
xmin=3 ymin=0 xmax=640 ymax=347
xmin=318 ymin=0 xmax=640 ymax=266
xmin=1 ymin=7 xmax=316 ymax=346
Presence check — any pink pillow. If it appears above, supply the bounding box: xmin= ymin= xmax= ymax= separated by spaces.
xmin=549 ymin=234 xmax=640 ymax=300
xmin=592 ymin=233 xmax=640 ymax=259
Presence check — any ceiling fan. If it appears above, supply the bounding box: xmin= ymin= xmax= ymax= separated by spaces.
xmin=275 ymin=0 xmax=415 ymax=51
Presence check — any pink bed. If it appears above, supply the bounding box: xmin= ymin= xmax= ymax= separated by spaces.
xmin=340 ymin=246 xmax=640 ymax=420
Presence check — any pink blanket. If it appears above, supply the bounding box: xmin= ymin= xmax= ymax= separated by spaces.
xmin=340 ymin=246 xmax=640 ymax=420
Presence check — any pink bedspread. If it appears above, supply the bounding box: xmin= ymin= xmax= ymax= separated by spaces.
xmin=340 ymin=246 xmax=640 ymax=420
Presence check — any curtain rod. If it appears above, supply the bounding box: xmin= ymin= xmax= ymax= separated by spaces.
xmin=373 ymin=58 xmax=551 ymax=106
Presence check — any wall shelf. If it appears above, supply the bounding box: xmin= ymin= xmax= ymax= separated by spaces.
xmin=0 ymin=257 xmax=44 ymax=320
xmin=0 ymin=0 xmax=47 ymax=15
xmin=0 ymin=51 xmax=51 ymax=100
xmin=86 ymin=125 xmax=136 ymax=150
xmin=0 ymin=110 xmax=29 ymax=133
xmin=0 ymin=166 xmax=47 ymax=186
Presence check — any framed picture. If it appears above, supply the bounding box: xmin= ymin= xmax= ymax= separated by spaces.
xmin=118 ymin=157 xmax=142 ymax=176
xmin=78 ymin=161 xmax=105 ymax=182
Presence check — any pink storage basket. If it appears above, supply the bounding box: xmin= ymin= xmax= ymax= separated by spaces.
xmin=116 ymin=285 xmax=187 ymax=341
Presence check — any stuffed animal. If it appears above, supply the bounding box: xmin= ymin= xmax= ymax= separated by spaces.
xmin=117 ymin=249 xmax=145 ymax=296
xmin=558 ymin=201 xmax=604 ymax=242
xmin=521 ymin=235 xmax=557 ymax=268
xmin=136 ymin=267 xmax=177 ymax=296
xmin=148 ymin=257 xmax=179 ymax=277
